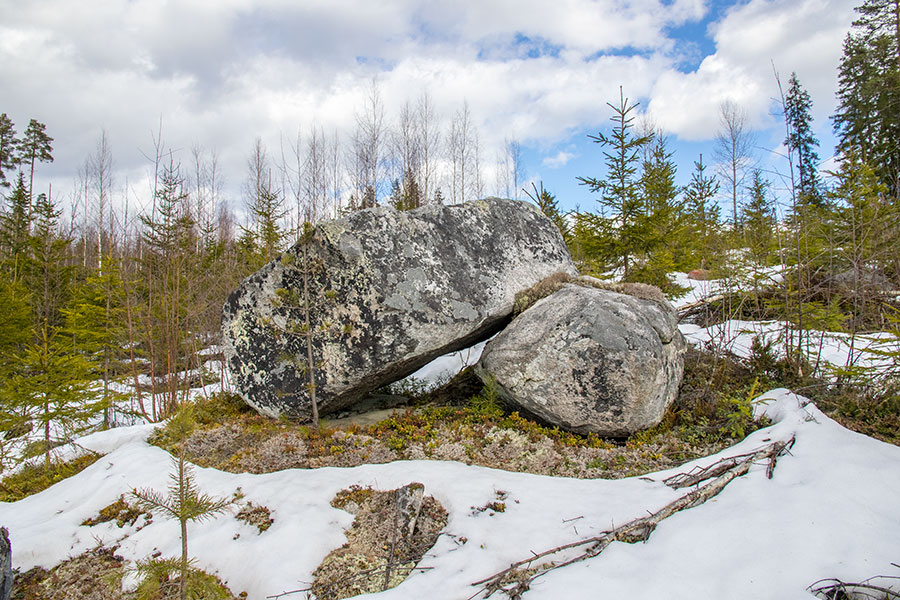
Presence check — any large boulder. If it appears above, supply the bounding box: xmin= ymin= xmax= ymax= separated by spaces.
xmin=475 ymin=282 xmax=686 ymax=436
xmin=222 ymin=198 xmax=576 ymax=419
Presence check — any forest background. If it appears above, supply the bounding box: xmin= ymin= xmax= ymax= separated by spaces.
xmin=0 ymin=0 xmax=899 ymax=472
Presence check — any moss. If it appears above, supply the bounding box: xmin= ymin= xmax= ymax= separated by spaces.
xmin=0 ymin=453 xmax=100 ymax=503
xmin=82 ymin=496 xmax=145 ymax=528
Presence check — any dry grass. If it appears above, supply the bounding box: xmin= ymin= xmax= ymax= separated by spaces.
xmin=513 ymin=272 xmax=668 ymax=316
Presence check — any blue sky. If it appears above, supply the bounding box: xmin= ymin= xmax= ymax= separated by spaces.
xmin=0 ymin=0 xmax=858 ymax=223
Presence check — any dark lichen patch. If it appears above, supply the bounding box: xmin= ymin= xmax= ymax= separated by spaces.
xmin=312 ymin=484 xmax=447 ymax=600
xmin=235 ymin=502 xmax=274 ymax=533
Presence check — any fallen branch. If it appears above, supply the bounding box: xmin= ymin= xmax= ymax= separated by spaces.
xmin=471 ymin=436 xmax=795 ymax=599
xmin=677 ymin=294 xmax=728 ymax=322
xmin=807 ymin=575 xmax=900 ymax=599
xmin=663 ymin=436 xmax=795 ymax=488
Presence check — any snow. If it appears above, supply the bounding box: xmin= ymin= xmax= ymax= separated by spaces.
xmin=2 ymin=389 xmax=899 ymax=599
xmin=679 ymin=319 xmax=899 ymax=375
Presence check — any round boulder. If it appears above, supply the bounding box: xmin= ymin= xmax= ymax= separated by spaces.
xmin=476 ymin=283 xmax=685 ymax=436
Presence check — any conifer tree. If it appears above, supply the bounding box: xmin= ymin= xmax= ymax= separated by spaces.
xmin=0 ymin=276 xmax=30 ymax=469
xmin=0 ymin=114 xmax=18 ymax=189
xmin=577 ymin=87 xmax=652 ymax=278
xmin=132 ymin=404 xmax=231 ymax=600
xmin=683 ymin=154 xmax=721 ymax=270
xmin=636 ymin=134 xmax=686 ymax=286
xmin=784 ymin=73 xmax=822 ymax=205
xmin=523 ymin=181 xmax=570 ymax=244
xmin=19 ymin=119 xmax=54 ymax=210
xmin=834 ymin=0 xmax=900 ymax=197
xmin=0 ymin=173 xmax=32 ymax=282
xmin=63 ymin=261 xmax=128 ymax=427
xmin=741 ymin=170 xmax=776 ymax=310
xmin=11 ymin=192 xmax=102 ymax=470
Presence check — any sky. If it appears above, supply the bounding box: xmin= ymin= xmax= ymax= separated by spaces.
xmin=0 ymin=0 xmax=859 ymax=222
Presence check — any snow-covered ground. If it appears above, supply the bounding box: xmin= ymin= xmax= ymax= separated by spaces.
xmin=2 ymin=388 xmax=899 ymax=599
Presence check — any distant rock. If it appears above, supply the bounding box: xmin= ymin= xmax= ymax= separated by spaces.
xmin=688 ymin=269 xmax=710 ymax=281
xmin=476 ymin=282 xmax=685 ymax=436
xmin=222 ymin=198 xmax=576 ymax=420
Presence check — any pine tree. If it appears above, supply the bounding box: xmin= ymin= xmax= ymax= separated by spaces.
xmin=0 ymin=114 xmax=18 ymax=189
xmin=19 ymin=119 xmax=53 ymax=211
xmin=784 ymin=73 xmax=822 ymax=205
xmin=577 ymin=87 xmax=652 ymax=278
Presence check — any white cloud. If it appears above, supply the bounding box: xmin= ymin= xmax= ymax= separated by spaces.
xmin=647 ymin=0 xmax=856 ymax=140
xmin=0 ymin=0 xmax=859 ymax=213
xmin=543 ymin=150 xmax=577 ymax=169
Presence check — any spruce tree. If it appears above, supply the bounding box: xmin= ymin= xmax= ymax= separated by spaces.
xmin=636 ymin=134 xmax=687 ymax=286
xmin=784 ymin=73 xmax=822 ymax=205
xmin=63 ymin=261 xmax=128 ymax=427
xmin=0 ymin=276 xmax=30 ymax=470
xmin=683 ymin=154 xmax=721 ymax=270
xmin=523 ymin=181 xmax=570 ymax=244
xmin=834 ymin=0 xmax=900 ymax=197
xmin=0 ymin=173 xmax=32 ymax=282
xmin=132 ymin=404 xmax=231 ymax=600
xmin=577 ymin=87 xmax=652 ymax=278
xmin=11 ymin=192 xmax=102 ymax=471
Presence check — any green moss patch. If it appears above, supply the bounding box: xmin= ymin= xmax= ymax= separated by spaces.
xmin=0 ymin=453 xmax=100 ymax=503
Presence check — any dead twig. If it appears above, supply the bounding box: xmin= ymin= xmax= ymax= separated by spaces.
xmin=807 ymin=575 xmax=900 ymax=599
xmin=471 ymin=436 xmax=795 ymax=599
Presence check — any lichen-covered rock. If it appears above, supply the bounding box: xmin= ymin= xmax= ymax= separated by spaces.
xmin=222 ymin=198 xmax=576 ymax=419
xmin=0 ymin=527 xmax=11 ymax=600
xmin=476 ymin=283 xmax=686 ymax=436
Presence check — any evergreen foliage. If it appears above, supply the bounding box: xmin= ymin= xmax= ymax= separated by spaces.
xmin=0 ymin=113 xmax=18 ymax=189
xmin=784 ymin=73 xmax=822 ymax=205
xmin=523 ymin=181 xmax=570 ymax=244
xmin=577 ymin=86 xmax=652 ymax=279
xmin=683 ymin=154 xmax=721 ymax=270
xmin=132 ymin=404 xmax=232 ymax=600
xmin=834 ymin=0 xmax=900 ymax=196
